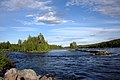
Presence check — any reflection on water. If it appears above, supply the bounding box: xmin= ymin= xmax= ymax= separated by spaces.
xmin=8 ymin=48 xmax=120 ymax=80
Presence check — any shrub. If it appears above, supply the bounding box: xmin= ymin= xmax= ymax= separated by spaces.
xmin=0 ymin=54 xmax=14 ymax=71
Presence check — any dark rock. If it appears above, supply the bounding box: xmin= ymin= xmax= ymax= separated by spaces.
xmin=38 ymin=75 xmax=42 ymax=79
xmin=39 ymin=75 xmax=47 ymax=80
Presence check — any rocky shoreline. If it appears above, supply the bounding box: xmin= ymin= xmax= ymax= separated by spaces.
xmin=0 ymin=54 xmax=57 ymax=80
xmin=76 ymin=49 xmax=111 ymax=56
xmin=0 ymin=68 xmax=57 ymax=80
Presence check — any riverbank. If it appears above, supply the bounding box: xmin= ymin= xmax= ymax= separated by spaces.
xmin=0 ymin=49 xmax=10 ymax=53
xmin=0 ymin=53 xmax=57 ymax=80
xmin=0 ymin=54 xmax=15 ymax=77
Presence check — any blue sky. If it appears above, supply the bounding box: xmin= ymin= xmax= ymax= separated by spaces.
xmin=0 ymin=0 xmax=120 ymax=46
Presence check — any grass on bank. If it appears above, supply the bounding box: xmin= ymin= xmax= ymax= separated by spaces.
xmin=0 ymin=54 xmax=13 ymax=71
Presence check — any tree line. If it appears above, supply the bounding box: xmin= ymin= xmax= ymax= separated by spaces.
xmin=0 ymin=33 xmax=62 ymax=53
xmin=78 ymin=39 xmax=120 ymax=48
xmin=1 ymin=35 xmax=119 ymax=52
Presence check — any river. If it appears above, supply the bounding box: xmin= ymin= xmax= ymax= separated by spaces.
xmin=7 ymin=48 xmax=120 ymax=80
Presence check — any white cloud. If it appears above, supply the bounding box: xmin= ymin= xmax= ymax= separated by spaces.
xmin=48 ymin=27 xmax=120 ymax=46
xmin=51 ymin=27 xmax=102 ymax=36
xmin=35 ymin=12 xmax=74 ymax=24
xmin=103 ymin=20 xmax=120 ymax=24
xmin=1 ymin=0 xmax=51 ymax=11
xmin=1 ymin=0 xmax=73 ymax=25
xmin=23 ymin=11 xmax=74 ymax=25
xmin=0 ymin=27 xmax=7 ymax=31
xmin=51 ymin=27 xmax=120 ymax=36
xmin=12 ymin=27 xmax=38 ymax=31
xmin=66 ymin=0 xmax=120 ymax=17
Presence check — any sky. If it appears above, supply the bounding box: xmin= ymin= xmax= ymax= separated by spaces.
xmin=0 ymin=0 xmax=120 ymax=46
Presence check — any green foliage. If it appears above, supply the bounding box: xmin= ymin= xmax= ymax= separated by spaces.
xmin=0 ymin=33 xmax=50 ymax=53
xmin=50 ymin=45 xmax=63 ymax=49
xmin=10 ymin=44 xmax=20 ymax=51
xmin=70 ymin=41 xmax=77 ymax=49
xmin=38 ymin=33 xmax=45 ymax=43
xmin=78 ymin=39 xmax=120 ymax=48
xmin=0 ymin=54 xmax=12 ymax=71
xmin=20 ymin=33 xmax=50 ymax=53
xmin=0 ymin=41 xmax=11 ymax=49
xmin=18 ymin=39 xmax=22 ymax=47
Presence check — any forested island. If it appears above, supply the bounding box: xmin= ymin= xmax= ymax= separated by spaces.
xmin=0 ymin=33 xmax=62 ymax=53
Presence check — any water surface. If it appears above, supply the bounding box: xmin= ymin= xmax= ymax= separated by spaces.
xmin=7 ymin=48 xmax=120 ymax=80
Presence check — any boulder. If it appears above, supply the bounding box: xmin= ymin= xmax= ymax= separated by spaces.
xmin=4 ymin=68 xmax=56 ymax=80
xmin=38 ymin=75 xmax=42 ymax=79
xmin=47 ymin=77 xmax=53 ymax=80
xmin=4 ymin=68 xmax=17 ymax=80
xmin=39 ymin=76 xmax=47 ymax=80
xmin=39 ymin=76 xmax=56 ymax=80
xmin=4 ymin=68 xmax=38 ymax=80
xmin=17 ymin=69 xmax=38 ymax=80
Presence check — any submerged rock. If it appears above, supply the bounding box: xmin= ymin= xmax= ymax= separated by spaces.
xmin=4 ymin=68 xmax=56 ymax=80
xmin=76 ymin=49 xmax=110 ymax=56
xmin=94 ymin=51 xmax=109 ymax=55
